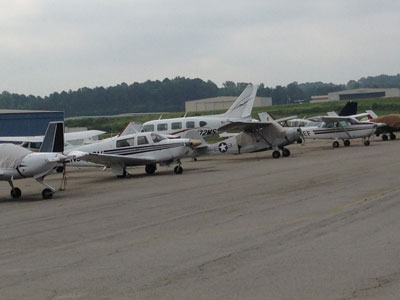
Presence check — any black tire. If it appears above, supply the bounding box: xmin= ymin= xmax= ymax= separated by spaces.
xmin=332 ymin=141 xmax=340 ymax=148
xmin=297 ymin=138 xmax=303 ymax=144
xmin=390 ymin=133 xmax=396 ymax=140
xmin=145 ymin=164 xmax=157 ymax=175
xmin=10 ymin=187 xmax=21 ymax=199
xmin=56 ymin=166 xmax=64 ymax=173
xmin=364 ymin=140 xmax=370 ymax=146
xmin=42 ymin=188 xmax=53 ymax=199
xmin=272 ymin=150 xmax=281 ymax=159
xmin=282 ymin=148 xmax=290 ymax=157
xmin=174 ymin=166 xmax=183 ymax=174
xmin=382 ymin=135 xmax=388 ymax=141
xmin=344 ymin=140 xmax=350 ymax=147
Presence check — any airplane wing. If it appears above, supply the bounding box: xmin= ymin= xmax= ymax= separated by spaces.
xmin=65 ymin=130 xmax=106 ymax=141
xmin=320 ymin=116 xmax=358 ymax=124
xmin=77 ymin=152 xmax=157 ymax=167
xmin=218 ymin=121 xmax=272 ymax=132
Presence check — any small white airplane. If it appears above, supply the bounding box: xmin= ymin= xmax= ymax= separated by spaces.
xmin=299 ymin=116 xmax=384 ymax=148
xmin=0 ymin=122 xmax=83 ymax=199
xmin=141 ymin=84 xmax=258 ymax=137
xmin=184 ymin=112 xmax=302 ymax=159
xmin=67 ymin=131 xmax=201 ymax=177
xmin=0 ymin=129 xmax=105 ymax=151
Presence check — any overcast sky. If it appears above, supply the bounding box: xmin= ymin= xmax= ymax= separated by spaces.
xmin=1 ymin=0 xmax=400 ymax=96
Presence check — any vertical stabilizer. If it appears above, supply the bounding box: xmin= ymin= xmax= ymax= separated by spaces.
xmin=40 ymin=122 xmax=64 ymax=153
xmin=339 ymin=101 xmax=358 ymax=116
xmin=223 ymin=84 xmax=258 ymax=119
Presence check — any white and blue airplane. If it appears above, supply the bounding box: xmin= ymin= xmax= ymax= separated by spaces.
xmin=141 ymin=84 xmax=258 ymax=137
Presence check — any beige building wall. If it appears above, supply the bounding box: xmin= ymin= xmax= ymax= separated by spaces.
xmin=185 ymin=96 xmax=272 ymax=113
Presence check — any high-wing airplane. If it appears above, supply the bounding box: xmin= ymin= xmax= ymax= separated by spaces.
xmin=184 ymin=112 xmax=302 ymax=159
xmin=0 ymin=129 xmax=105 ymax=151
xmin=299 ymin=116 xmax=383 ymax=148
xmin=141 ymin=84 xmax=258 ymax=137
xmin=67 ymin=131 xmax=201 ymax=177
xmin=0 ymin=122 xmax=83 ymax=199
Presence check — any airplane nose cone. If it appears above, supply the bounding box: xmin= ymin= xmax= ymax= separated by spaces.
xmin=189 ymin=139 xmax=202 ymax=148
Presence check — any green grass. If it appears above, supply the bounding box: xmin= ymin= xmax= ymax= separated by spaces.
xmin=65 ymin=97 xmax=400 ymax=134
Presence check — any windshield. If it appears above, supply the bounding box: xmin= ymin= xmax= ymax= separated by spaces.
xmin=151 ymin=133 xmax=166 ymax=143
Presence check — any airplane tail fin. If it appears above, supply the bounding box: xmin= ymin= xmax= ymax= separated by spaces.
xmin=366 ymin=110 xmax=378 ymax=119
xmin=182 ymin=129 xmax=208 ymax=147
xmin=222 ymin=84 xmax=258 ymax=119
xmin=339 ymin=101 xmax=358 ymax=116
xmin=40 ymin=121 xmax=64 ymax=153
xmin=258 ymin=112 xmax=275 ymax=122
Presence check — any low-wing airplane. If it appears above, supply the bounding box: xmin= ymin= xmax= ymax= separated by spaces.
xmin=0 ymin=129 xmax=105 ymax=151
xmin=67 ymin=131 xmax=201 ymax=177
xmin=0 ymin=122 xmax=83 ymax=199
xmin=299 ymin=116 xmax=383 ymax=148
xmin=184 ymin=112 xmax=302 ymax=159
xmin=141 ymin=84 xmax=259 ymax=137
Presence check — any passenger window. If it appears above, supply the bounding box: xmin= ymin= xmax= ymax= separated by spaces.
xmin=142 ymin=124 xmax=154 ymax=132
xmin=199 ymin=121 xmax=207 ymax=127
xmin=137 ymin=136 xmax=149 ymax=145
xmin=171 ymin=122 xmax=182 ymax=130
xmin=157 ymin=123 xmax=168 ymax=131
xmin=117 ymin=138 xmax=135 ymax=148
xmin=186 ymin=121 xmax=195 ymax=129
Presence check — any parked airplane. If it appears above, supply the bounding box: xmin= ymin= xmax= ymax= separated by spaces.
xmin=141 ymin=84 xmax=258 ymax=137
xmin=370 ymin=112 xmax=400 ymax=141
xmin=0 ymin=122 xmax=82 ymax=199
xmin=0 ymin=129 xmax=105 ymax=151
xmin=184 ymin=112 xmax=302 ymax=159
xmin=67 ymin=131 xmax=201 ymax=177
xmin=299 ymin=116 xmax=383 ymax=148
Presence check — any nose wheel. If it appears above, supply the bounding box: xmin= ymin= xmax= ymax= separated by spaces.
xmin=174 ymin=165 xmax=183 ymax=174
xmin=10 ymin=187 xmax=22 ymax=199
xmin=42 ymin=188 xmax=54 ymax=199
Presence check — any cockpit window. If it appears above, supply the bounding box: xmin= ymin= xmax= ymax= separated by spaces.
xmin=199 ymin=121 xmax=207 ymax=127
xmin=142 ymin=124 xmax=154 ymax=132
xmin=157 ymin=123 xmax=168 ymax=131
xmin=151 ymin=133 xmax=166 ymax=143
xmin=117 ymin=137 xmax=135 ymax=148
xmin=137 ymin=136 xmax=149 ymax=145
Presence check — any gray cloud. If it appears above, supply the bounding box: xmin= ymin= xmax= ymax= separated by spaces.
xmin=1 ymin=0 xmax=400 ymax=96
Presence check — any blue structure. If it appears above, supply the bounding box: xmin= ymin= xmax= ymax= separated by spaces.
xmin=0 ymin=110 xmax=64 ymax=136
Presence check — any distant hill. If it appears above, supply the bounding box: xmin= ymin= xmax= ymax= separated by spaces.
xmin=1 ymin=74 xmax=400 ymax=117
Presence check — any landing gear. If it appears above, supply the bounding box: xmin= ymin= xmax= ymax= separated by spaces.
xmin=390 ymin=133 xmax=396 ymax=140
xmin=364 ymin=140 xmax=370 ymax=146
xmin=116 ymin=168 xmax=127 ymax=178
xmin=382 ymin=134 xmax=388 ymax=141
xmin=145 ymin=164 xmax=157 ymax=175
xmin=10 ymin=187 xmax=21 ymax=199
xmin=297 ymin=138 xmax=303 ymax=144
xmin=272 ymin=150 xmax=281 ymax=159
xmin=343 ymin=140 xmax=350 ymax=147
xmin=56 ymin=166 xmax=64 ymax=173
xmin=174 ymin=165 xmax=183 ymax=174
xmin=282 ymin=148 xmax=290 ymax=157
xmin=332 ymin=141 xmax=340 ymax=148
xmin=42 ymin=188 xmax=53 ymax=199
xmin=8 ymin=179 xmax=21 ymax=199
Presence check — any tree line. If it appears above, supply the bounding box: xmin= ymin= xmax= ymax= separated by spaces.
xmin=1 ymin=74 xmax=400 ymax=117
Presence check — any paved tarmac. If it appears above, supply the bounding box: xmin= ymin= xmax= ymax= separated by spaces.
xmin=1 ymin=138 xmax=400 ymax=300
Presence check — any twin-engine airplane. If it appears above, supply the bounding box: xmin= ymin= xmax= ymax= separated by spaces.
xmin=141 ymin=84 xmax=258 ymax=137
xmin=67 ymin=132 xmax=201 ymax=177
xmin=185 ymin=112 xmax=302 ymax=159
xmin=0 ymin=122 xmax=82 ymax=199
xmin=299 ymin=116 xmax=383 ymax=148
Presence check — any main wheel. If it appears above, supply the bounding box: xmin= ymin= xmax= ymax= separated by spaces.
xmin=382 ymin=135 xmax=388 ymax=141
xmin=343 ymin=140 xmax=350 ymax=147
xmin=282 ymin=148 xmax=290 ymax=157
xmin=332 ymin=141 xmax=340 ymax=148
xmin=364 ymin=140 xmax=370 ymax=146
xmin=10 ymin=187 xmax=21 ymax=199
xmin=297 ymin=138 xmax=303 ymax=144
xmin=174 ymin=165 xmax=183 ymax=174
xmin=390 ymin=133 xmax=396 ymax=140
xmin=56 ymin=166 xmax=64 ymax=173
xmin=145 ymin=164 xmax=157 ymax=175
xmin=42 ymin=188 xmax=53 ymax=199
xmin=272 ymin=150 xmax=281 ymax=159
